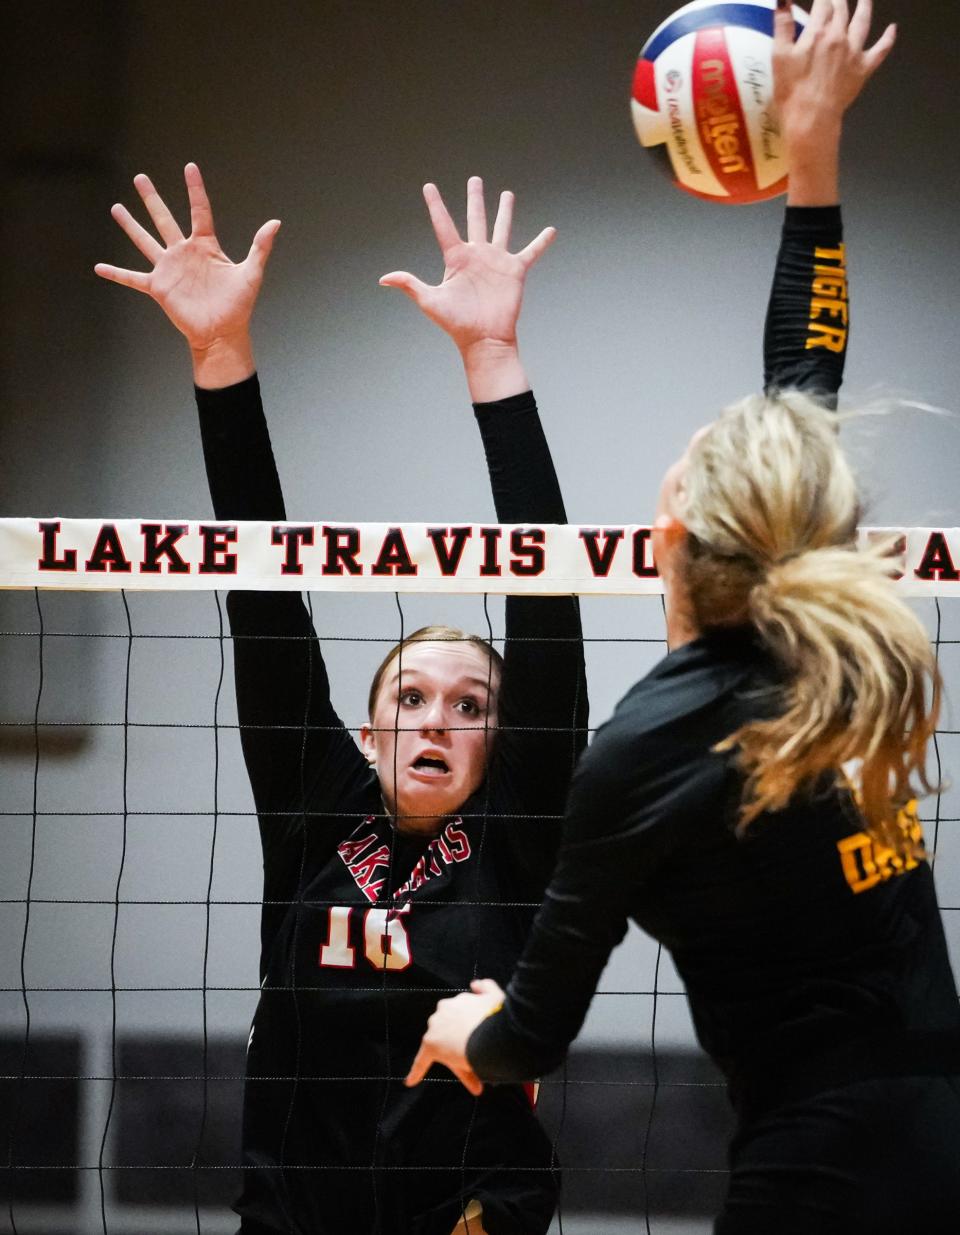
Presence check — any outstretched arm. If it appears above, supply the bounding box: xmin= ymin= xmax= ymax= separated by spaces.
xmin=382 ymin=181 xmax=588 ymax=882
xmin=96 ymin=169 xmax=367 ymax=903
xmin=764 ymin=0 xmax=896 ymax=402
xmin=406 ymin=726 xmax=647 ymax=1094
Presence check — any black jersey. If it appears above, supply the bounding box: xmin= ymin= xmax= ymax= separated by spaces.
xmin=468 ymin=627 xmax=960 ymax=1092
xmin=466 ymin=209 xmax=960 ymax=1216
xmin=195 ymin=380 xmax=586 ymax=1235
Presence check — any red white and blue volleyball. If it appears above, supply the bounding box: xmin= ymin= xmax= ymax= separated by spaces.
xmin=631 ymin=1 xmax=806 ymax=204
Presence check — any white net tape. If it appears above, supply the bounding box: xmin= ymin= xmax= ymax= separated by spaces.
xmin=2 ymin=519 xmax=959 ymax=596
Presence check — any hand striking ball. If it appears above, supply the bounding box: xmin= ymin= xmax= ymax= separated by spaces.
xmin=631 ymin=0 xmax=806 ymax=204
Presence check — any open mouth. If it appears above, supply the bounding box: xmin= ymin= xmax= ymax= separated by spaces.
xmin=411 ymin=755 xmax=450 ymax=776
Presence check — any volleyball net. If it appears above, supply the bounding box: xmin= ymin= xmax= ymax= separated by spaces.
xmin=1 ymin=517 xmax=957 ymax=1234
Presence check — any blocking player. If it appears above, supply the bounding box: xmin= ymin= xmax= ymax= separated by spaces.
xmin=97 ymin=173 xmax=587 ymax=1234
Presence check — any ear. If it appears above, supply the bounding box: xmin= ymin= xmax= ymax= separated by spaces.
xmin=359 ymin=722 xmax=377 ymax=764
xmin=653 ymin=513 xmax=701 ymax=650
xmin=651 ymin=512 xmax=689 ymax=571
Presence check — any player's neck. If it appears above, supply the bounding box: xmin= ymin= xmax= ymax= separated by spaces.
xmin=663 ymin=578 xmax=702 ymax=652
xmin=390 ymin=808 xmax=447 ymax=838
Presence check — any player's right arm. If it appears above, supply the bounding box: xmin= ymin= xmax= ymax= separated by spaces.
xmin=95 ymin=166 xmax=369 ymax=848
xmin=763 ymin=0 xmax=895 ymax=403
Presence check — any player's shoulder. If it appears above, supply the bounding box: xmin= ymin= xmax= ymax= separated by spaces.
xmin=566 ymin=629 xmax=771 ymax=845
xmin=600 ymin=626 xmax=769 ymax=754
xmin=573 ymin=628 xmax=772 ymax=811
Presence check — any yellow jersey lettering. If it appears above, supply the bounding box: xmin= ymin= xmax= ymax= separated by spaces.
xmin=813 ymin=245 xmax=846 ymax=263
xmin=838 ymin=833 xmax=882 ymax=894
xmin=809 ymin=297 xmax=849 ymax=325
xmin=837 ymin=800 xmax=924 ymax=895
xmin=806 ymin=244 xmax=848 ymax=353
xmin=812 ymin=274 xmax=848 ymax=299
xmin=805 ymin=324 xmax=847 ymax=353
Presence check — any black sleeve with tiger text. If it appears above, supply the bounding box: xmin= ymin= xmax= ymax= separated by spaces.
xmin=763 ymin=205 xmax=847 ymax=407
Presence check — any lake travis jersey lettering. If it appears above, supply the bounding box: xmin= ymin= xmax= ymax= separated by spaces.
xmin=336 ymin=815 xmax=472 ymax=902
xmin=317 ymin=817 xmax=474 ymax=971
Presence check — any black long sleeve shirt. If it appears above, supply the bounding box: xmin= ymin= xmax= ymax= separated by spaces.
xmin=196 ymin=380 xmax=586 ymax=1235
xmin=467 ymin=208 xmax=960 ymax=1113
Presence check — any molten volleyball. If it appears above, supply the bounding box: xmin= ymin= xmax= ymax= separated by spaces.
xmin=631 ymin=0 xmax=806 ymax=204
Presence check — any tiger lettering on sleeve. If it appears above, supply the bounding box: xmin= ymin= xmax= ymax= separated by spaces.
xmin=805 ymin=244 xmax=848 ymax=354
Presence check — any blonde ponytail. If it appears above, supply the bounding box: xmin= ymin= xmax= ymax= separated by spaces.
xmin=682 ymin=391 xmax=941 ymax=854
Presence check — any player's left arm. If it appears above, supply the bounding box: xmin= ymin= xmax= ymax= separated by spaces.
xmin=475 ymin=394 xmax=587 ymax=882
xmin=763 ymin=0 xmax=896 ymax=403
xmin=406 ymin=722 xmax=672 ymax=1091
xmin=381 ymin=180 xmax=588 ymax=880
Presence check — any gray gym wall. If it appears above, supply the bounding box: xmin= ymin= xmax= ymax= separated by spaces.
xmin=1 ymin=3 xmax=958 ymax=1232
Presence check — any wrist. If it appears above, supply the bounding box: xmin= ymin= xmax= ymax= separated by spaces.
xmin=458 ymin=336 xmax=519 ymax=365
xmin=191 ymin=331 xmax=256 ymax=390
xmin=785 ymin=127 xmax=841 ymax=208
xmin=783 ymin=113 xmax=841 ymax=161
xmin=459 ymin=338 xmax=530 ymax=404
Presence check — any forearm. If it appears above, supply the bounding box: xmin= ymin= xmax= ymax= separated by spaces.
xmin=468 ymin=723 xmax=666 ymax=1083
xmin=467 ymin=996 xmax=566 ymax=1084
xmin=474 ymin=390 xmax=566 ymax=525
xmin=196 ymin=374 xmax=286 ymax=521
xmin=467 ymin=883 xmax=624 ymax=1083
xmin=476 ymin=388 xmax=586 ymax=826
xmin=786 ymin=122 xmax=841 ymax=208
xmin=763 ymin=204 xmax=847 ymax=404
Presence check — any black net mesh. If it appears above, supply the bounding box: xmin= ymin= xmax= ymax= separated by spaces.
xmin=0 ymin=586 xmax=955 ymax=1235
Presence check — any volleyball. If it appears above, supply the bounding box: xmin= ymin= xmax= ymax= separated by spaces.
xmin=631 ymin=0 xmax=807 ymax=204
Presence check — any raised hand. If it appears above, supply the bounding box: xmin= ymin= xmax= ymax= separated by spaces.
xmin=774 ymin=0 xmax=896 ymax=205
xmin=774 ymin=0 xmax=896 ymax=131
xmin=95 ymin=163 xmax=280 ymax=382
xmin=380 ymin=178 xmax=554 ymax=400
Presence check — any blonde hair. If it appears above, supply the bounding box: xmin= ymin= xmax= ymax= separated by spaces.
xmin=367 ymin=625 xmax=503 ymax=719
xmin=682 ymin=391 xmax=941 ymax=854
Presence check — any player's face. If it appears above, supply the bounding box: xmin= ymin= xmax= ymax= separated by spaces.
xmin=360 ymin=641 xmax=500 ymax=834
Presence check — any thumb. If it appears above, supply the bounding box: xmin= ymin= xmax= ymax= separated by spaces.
xmin=245 ymin=219 xmax=281 ymax=276
xmin=470 ymin=978 xmax=503 ymax=1001
xmin=379 ymin=270 xmax=430 ymax=302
